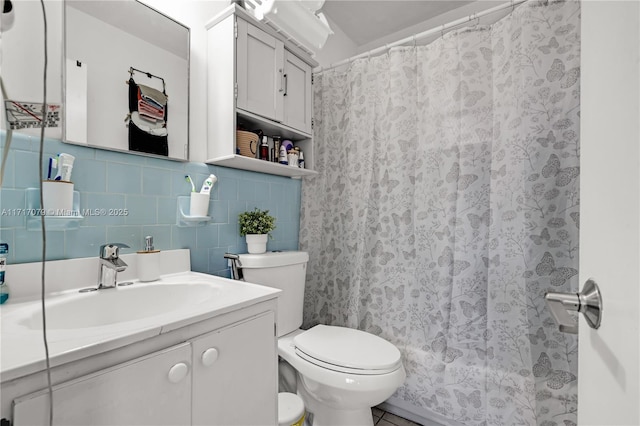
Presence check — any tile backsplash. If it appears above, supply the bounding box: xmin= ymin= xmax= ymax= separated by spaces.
xmin=0 ymin=132 xmax=301 ymax=277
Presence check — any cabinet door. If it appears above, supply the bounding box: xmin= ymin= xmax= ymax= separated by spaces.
xmin=283 ymin=50 xmax=313 ymax=133
xmin=236 ymin=19 xmax=284 ymax=123
xmin=192 ymin=311 xmax=277 ymax=426
xmin=13 ymin=343 xmax=192 ymax=426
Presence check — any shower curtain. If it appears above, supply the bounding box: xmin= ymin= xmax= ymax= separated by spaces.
xmin=300 ymin=1 xmax=580 ymax=425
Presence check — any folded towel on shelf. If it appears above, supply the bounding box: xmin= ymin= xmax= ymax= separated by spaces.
xmin=137 ymin=87 xmax=165 ymax=121
xmin=138 ymin=100 xmax=165 ymax=121
xmin=138 ymin=83 xmax=167 ymax=106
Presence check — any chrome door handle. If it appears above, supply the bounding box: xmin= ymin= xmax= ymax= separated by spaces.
xmin=545 ymin=279 xmax=603 ymax=334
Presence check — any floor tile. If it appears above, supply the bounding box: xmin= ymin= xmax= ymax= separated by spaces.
xmin=372 ymin=407 xmax=385 ymax=418
xmin=382 ymin=411 xmax=421 ymax=426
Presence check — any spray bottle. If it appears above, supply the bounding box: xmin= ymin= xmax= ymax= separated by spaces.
xmin=0 ymin=243 xmax=9 ymax=304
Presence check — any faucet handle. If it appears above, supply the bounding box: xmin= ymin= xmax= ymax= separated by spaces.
xmin=99 ymin=243 xmax=130 ymax=259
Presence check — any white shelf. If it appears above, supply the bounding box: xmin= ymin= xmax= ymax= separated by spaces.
xmin=205 ymin=155 xmax=316 ymax=178
xmin=236 ymin=109 xmax=312 ymax=141
xmin=176 ymin=196 xmax=211 ymax=227
xmin=25 ymin=188 xmax=84 ymax=231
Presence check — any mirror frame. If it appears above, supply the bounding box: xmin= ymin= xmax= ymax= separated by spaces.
xmin=62 ymin=0 xmax=191 ymax=161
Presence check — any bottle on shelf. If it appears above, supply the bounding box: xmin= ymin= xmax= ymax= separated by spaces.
xmin=259 ymin=136 xmax=269 ymax=161
xmin=278 ymin=141 xmax=288 ymax=165
xmin=272 ymin=136 xmax=281 ymax=163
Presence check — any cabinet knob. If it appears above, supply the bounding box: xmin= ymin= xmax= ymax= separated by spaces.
xmin=201 ymin=348 xmax=219 ymax=367
xmin=168 ymin=362 xmax=189 ymax=383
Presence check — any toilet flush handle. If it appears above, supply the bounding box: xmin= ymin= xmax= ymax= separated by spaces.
xmin=201 ymin=348 xmax=219 ymax=367
xmin=224 ymin=253 xmax=244 ymax=280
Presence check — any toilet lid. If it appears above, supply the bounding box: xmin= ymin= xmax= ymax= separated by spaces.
xmin=293 ymin=325 xmax=402 ymax=375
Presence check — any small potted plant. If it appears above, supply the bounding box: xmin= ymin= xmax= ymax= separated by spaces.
xmin=238 ymin=208 xmax=276 ymax=254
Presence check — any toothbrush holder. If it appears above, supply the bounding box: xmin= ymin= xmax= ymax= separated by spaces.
xmin=42 ymin=180 xmax=74 ymax=215
xmin=189 ymin=192 xmax=210 ymax=217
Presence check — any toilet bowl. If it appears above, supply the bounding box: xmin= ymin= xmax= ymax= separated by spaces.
xmin=234 ymin=251 xmax=406 ymax=426
xmin=278 ymin=327 xmax=406 ymax=426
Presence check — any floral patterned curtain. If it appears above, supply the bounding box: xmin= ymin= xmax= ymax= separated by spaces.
xmin=300 ymin=1 xmax=581 ymax=424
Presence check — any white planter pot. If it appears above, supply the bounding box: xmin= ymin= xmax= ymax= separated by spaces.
xmin=246 ymin=234 xmax=268 ymax=254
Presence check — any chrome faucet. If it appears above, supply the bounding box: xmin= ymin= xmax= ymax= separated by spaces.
xmin=98 ymin=243 xmax=130 ymax=289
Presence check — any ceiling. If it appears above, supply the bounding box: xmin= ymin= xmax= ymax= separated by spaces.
xmin=321 ymin=1 xmax=475 ymax=46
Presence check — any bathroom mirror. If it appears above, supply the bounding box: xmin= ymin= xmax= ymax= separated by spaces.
xmin=63 ymin=0 xmax=190 ymax=160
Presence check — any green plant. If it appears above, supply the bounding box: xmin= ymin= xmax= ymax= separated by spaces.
xmin=238 ymin=208 xmax=276 ymax=236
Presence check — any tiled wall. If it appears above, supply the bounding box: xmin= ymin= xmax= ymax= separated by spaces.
xmin=0 ymin=132 xmax=301 ymax=277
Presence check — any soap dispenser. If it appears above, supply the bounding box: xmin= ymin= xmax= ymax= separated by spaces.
xmin=137 ymin=236 xmax=160 ymax=282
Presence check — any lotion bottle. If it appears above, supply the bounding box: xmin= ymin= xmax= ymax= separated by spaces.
xmin=278 ymin=143 xmax=288 ymax=165
xmin=137 ymin=236 xmax=160 ymax=282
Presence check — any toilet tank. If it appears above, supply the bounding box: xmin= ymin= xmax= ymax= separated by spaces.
xmin=238 ymin=251 xmax=309 ymax=337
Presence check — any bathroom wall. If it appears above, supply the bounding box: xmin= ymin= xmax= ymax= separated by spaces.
xmin=0 ymin=132 xmax=301 ymax=276
xmin=0 ymin=0 xmax=302 ymax=276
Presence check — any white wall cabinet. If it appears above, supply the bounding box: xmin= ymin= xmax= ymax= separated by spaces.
xmin=206 ymin=5 xmax=317 ymax=178
xmin=8 ymin=302 xmax=278 ymax=426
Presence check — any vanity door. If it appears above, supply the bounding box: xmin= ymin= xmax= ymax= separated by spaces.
xmin=13 ymin=343 xmax=192 ymax=426
xmin=192 ymin=311 xmax=277 ymax=426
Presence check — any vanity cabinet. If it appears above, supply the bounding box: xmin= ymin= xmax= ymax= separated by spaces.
xmin=192 ymin=311 xmax=276 ymax=425
xmin=206 ymin=5 xmax=317 ymax=178
xmin=13 ymin=344 xmax=192 ymax=425
xmin=7 ymin=302 xmax=278 ymax=426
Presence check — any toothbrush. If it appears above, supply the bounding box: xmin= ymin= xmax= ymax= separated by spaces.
xmin=185 ymin=175 xmax=195 ymax=192
xmin=47 ymin=157 xmax=57 ymax=180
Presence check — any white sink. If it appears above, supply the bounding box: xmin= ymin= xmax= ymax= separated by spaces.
xmin=21 ymin=283 xmax=221 ymax=330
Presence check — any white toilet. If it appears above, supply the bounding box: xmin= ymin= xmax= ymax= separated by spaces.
xmin=237 ymin=251 xmax=406 ymax=426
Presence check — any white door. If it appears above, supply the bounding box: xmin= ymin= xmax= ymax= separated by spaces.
xmin=578 ymin=1 xmax=639 ymax=424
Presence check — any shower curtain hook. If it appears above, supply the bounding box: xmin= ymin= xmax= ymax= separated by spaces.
xmin=412 ymin=35 xmax=417 ymax=48
xmin=440 ymin=24 xmax=445 ymax=39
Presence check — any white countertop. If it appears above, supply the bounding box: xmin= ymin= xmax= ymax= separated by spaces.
xmin=0 ymin=251 xmax=280 ymax=382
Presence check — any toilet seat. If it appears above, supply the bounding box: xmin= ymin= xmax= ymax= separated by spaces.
xmin=293 ymin=325 xmax=402 ymax=375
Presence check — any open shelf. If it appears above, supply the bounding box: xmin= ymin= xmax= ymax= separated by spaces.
xmin=176 ymin=196 xmax=211 ymax=227
xmin=25 ymin=188 xmax=84 ymax=231
xmin=206 ymin=109 xmax=316 ymax=178
xmin=206 ymin=155 xmax=316 ymax=178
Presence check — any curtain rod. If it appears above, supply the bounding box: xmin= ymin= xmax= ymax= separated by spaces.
xmin=317 ymin=0 xmax=528 ymax=73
